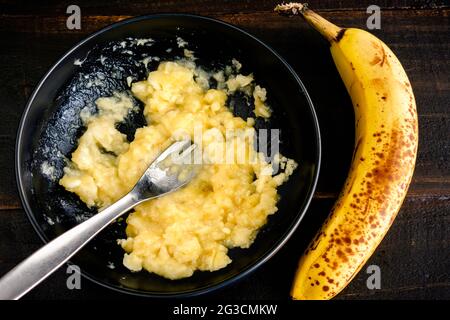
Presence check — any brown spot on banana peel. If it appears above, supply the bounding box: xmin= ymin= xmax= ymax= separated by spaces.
xmin=370 ymin=42 xmax=389 ymax=67
xmin=380 ymin=45 xmax=388 ymax=67
xmin=335 ymin=28 xmax=347 ymax=42
xmin=351 ymin=137 xmax=364 ymax=163
xmin=370 ymin=55 xmax=382 ymax=66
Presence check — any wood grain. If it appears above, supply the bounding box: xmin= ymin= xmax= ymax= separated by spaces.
xmin=0 ymin=0 xmax=448 ymax=16
xmin=0 ymin=0 xmax=448 ymax=299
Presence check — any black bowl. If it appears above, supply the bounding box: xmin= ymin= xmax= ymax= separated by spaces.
xmin=16 ymin=14 xmax=321 ymax=297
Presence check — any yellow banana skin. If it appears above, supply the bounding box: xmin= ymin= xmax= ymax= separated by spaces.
xmin=276 ymin=4 xmax=418 ymax=299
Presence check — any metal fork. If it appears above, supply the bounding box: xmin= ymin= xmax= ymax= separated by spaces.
xmin=0 ymin=139 xmax=198 ymax=300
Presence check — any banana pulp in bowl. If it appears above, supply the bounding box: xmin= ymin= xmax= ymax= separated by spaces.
xmin=59 ymin=59 xmax=297 ymax=280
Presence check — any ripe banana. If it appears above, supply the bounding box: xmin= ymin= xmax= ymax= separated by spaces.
xmin=275 ymin=3 xmax=418 ymax=299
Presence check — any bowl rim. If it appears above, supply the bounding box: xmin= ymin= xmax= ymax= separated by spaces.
xmin=15 ymin=12 xmax=321 ymax=298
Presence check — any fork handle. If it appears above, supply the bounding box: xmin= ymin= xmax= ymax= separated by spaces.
xmin=0 ymin=193 xmax=137 ymax=300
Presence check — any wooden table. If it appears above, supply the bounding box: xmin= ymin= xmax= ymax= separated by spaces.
xmin=0 ymin=0 xmax=448 ymax=300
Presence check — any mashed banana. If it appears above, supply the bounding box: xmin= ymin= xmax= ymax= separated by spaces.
xmin=60 ymin=61 xmax=297 ymax=279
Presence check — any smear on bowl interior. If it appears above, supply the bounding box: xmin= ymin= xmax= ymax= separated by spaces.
xmin=59 ymin=53 xmax=297 ymax=279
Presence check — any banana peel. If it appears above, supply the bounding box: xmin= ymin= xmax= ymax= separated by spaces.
xmin=275 ymin=3 xmax=418 ymax=299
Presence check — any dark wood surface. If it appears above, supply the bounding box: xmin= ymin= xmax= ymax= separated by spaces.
xmin=0 ymin=0 xmax=448 ymax=300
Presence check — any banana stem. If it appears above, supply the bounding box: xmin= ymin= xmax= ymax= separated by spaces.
xmin=275 ymin=2 xmax=343 ymax=43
